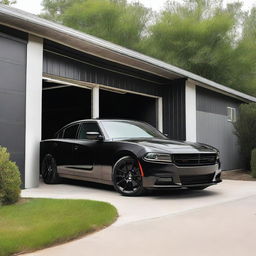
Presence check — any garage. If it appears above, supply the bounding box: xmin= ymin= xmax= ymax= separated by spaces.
xmin=42 ymin=77 xmax=160 ymax=140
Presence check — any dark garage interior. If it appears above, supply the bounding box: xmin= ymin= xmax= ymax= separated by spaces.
xmin=99 ymin=89 xmax=157 ymax=127
xmin=42 ymin=81 xmax=91 ymax=139
xmin=42 ymin=80 xmax=158 ymax=140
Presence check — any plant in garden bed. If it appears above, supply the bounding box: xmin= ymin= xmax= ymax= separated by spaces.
xmin=0 ymin=146 xmax=21 ymax=205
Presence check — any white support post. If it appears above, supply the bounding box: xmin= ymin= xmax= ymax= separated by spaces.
xmin=157 ymin=97 xmax=163 ymax=132
xmin=92 ymin=86 xmax=99 ymax=118
xmin=185 ymin=80 xmax=197 ymax=142
xmin=25 ymin=35 xmax=43 ymax=188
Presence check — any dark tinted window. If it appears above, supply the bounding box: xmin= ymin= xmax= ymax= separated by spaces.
xmin=63 ymin=124 xmax=79 ymax=139
xmin=78 ymin=122 xmax=101 ymax=139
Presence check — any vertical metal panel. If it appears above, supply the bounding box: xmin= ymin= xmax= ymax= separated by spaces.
xmin=43 ymin=51 xmax=162 ymax=97
xmin=163 ymin=79 xmax=186 ymax=140
xmin=196 ymin=86 xmax=243 ymax=170
xmin=0 ymin=33 xmax=27 ymax=185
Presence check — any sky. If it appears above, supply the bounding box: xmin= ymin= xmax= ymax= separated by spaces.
xmin=12 ymin=0 xmax=256 ymax=14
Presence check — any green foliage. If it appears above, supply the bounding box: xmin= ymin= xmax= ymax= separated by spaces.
xmin=234 ymin=103 xmax=256 ymax=169
xmin=0 ymin=146 xmax=21 ymax=205
xmin=0 ymin=0 xmax=16 ymax=5
xmin=41 ymin=0 xmax=151 ymax=49
xmin=251 ymin=149 xmax=256 ymax=178
xmin=0 ymin=198 xmax=117 ymax=256
xmin=40 ymin=0 xmax=256 ymax=96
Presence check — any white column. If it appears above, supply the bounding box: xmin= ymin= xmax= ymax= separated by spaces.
xmin=92 ymin=86 xmax=99 ymax=118
xmin=185 ymin=80 xmax=197 ymax=142
xmin=157 ymin=97 xmax=163 ymax=132
xmin=25 ymin=35 xmax=43 ymax=188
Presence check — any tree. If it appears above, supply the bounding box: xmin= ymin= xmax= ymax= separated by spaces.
xmin=234 ymin=103 xmax=256 ymax=169
xmin=0 ymin=0 xmax=17 ymax=5
xmin=140 ymin=1 xmax=244 ymax=88
xmin=41 ymin=0 xmax=151 ymax=50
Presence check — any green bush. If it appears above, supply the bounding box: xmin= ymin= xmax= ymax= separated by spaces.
xmin=0 ymin=146 xmax=21 ymax=205
xmin=234 ymin=103 xmax=256 ymax=169
xmin=251 ymin=149 xmax=256 ymax=178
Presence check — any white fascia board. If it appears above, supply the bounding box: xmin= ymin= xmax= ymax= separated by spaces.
xmin=185 ymin=81 xmax=197 ymax=142
xmin=25 ymin=34 xmax=43 ymax=188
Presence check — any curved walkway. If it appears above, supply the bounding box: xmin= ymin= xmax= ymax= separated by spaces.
xmin=22 ymin=180 xmax=256 ymax=256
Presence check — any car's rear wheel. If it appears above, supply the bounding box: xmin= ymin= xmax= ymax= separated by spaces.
xmin=112 ymin=156 xmax=145 ymax=196
xmin=41 ymin=155 xmax=60 ymax=184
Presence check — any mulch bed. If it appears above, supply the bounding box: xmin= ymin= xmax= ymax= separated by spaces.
xmin=222 ymin=169 xmax=256 ymax=181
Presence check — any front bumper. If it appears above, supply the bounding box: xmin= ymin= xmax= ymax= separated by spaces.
xmin=141 ymin=162 xmax=222 ymax=189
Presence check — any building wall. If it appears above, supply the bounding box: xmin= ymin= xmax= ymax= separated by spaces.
xmin=0 ymin=28 xmax=27 ymax=185
xmin=196 ymin=86 xmax=243 ymax=170
xmin=43 ymin=42 xmax=186 ymax=140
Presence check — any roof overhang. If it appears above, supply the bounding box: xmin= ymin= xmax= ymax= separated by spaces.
xmin=0 ymin=4 xmax=256 ymax=103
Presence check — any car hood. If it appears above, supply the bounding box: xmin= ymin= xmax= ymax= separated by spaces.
xmin=123 ymin=138 xmax=218 ymax=154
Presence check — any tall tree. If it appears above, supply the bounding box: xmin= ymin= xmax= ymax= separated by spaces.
xmin=0 ymin=0 xmax=16 ymax=5
xmin=41 ymin=0 xmax=151 ymax=50
xmin=140 ymin=0 xmax=243 ymax=87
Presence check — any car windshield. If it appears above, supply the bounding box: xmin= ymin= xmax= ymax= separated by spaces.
xmin=100 ymin=121 xmax=167 ymax=140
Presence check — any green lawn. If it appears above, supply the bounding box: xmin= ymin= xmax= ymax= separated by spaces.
xmin=0 ymin=198 xmax=118 ymax=256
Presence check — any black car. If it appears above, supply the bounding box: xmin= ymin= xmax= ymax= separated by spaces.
xmin=40 ymin=119 xmax=222 ymax=196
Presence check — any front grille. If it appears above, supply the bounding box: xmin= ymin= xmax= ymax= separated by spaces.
xmin=173 ymin=154 xmax=217 ymax=166
xmin=180 ymin=173 xmax=215 ymax=185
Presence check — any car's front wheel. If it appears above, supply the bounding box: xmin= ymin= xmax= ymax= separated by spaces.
xmin=112 ymin=156 xmax=145 ymax=196
xmin=41 ymin=155 xmax=60 ymax=184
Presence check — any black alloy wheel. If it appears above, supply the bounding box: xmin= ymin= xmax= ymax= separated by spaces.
xmin=41 ymin=155 xmax=60 ymax=184
xmin=112 ymin=156 xmax=145 ymax=196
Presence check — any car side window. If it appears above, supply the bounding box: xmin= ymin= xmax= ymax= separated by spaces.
xmin=78 ymin=122 xmax=101 ymax=140
xmin=63 ymin=124 xmax=79 ymax=139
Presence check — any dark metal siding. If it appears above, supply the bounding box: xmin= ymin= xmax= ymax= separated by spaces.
xmin=163 ymin=79 xmax=186 ymax=140
xmin=196 ymin=86 xmax=243 ymax=170
xmin=0 ymin=31 xmax=27 ymax=185
xmin=43 ymin=50 xmax=162 ymax=97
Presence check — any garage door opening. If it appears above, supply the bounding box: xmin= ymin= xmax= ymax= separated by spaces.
xmin=42 ymin=80 xmax=91 ymax=139
xmin=99 ymin=89 xmax=157 ymax=127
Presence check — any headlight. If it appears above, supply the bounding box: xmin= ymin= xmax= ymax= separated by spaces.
xmin=143 ymin=153 xmax=172 ymax=163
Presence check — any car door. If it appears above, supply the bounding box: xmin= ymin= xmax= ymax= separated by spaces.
xmin=55 ymin=124 xmax=79 ymax=175
xmin=72 ymin=122 xmax=103 ymax=180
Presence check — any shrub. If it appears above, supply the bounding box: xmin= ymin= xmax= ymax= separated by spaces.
xmin=251 ymin=149 xmax=256 ymax=178
xmin=0 ymin=146 xmax=21 ymax=205
xmin=234 ymin=103 xmax=256 ymax=169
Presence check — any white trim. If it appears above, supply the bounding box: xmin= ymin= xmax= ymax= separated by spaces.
xmin=157 ymin=97 xmax=163 ymax=132
xmin=92 ymin=86 xmax=99 ymax=118
xmin=185 ymin=81 xmax=197 ymax=142
xmin=25 ymin=35 xmax=43 ymax=188
xmin=43 ymin=74 xmax=159 ymax=98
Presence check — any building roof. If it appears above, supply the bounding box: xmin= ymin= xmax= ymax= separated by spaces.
xmin=0 ymin=4 xmax=256 ymax=103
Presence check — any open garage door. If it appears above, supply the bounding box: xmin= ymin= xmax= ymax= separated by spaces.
xmin=42 ymin=80 xmax=91 ymax=139
xmin=99 ymin=89 xmax=157 ymax=127
xmin=42 ymin=76 xmax=162 ymax=140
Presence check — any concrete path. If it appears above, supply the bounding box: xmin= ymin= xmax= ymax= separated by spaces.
xmin=21 ymin=180 xmax=256 ymax=256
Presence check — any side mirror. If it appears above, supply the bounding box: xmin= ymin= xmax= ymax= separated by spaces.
xmin=86 ymin=132 xmax=103 ymax=141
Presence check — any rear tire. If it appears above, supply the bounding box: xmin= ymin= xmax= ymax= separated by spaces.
xmin=41 ymin=155 xmax=60 ymax=184
xmin=112 ymin=156 xmax=145 ymax=196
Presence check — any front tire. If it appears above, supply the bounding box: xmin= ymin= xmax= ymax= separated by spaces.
xmin=112 ymin=156 xmax=145 ymax=196
xmin=41 ymin=155 xmax=60 ymax=184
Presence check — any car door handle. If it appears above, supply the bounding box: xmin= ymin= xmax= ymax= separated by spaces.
xmin=74 ymin=145 xmax=79 ymax=150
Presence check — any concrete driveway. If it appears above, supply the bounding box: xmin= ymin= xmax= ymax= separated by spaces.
xmin=22 ymin=179 xmax=256 ymax=256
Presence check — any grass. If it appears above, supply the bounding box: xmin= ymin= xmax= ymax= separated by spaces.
xmin=0 ymin=198 xmax=118 ymax=256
